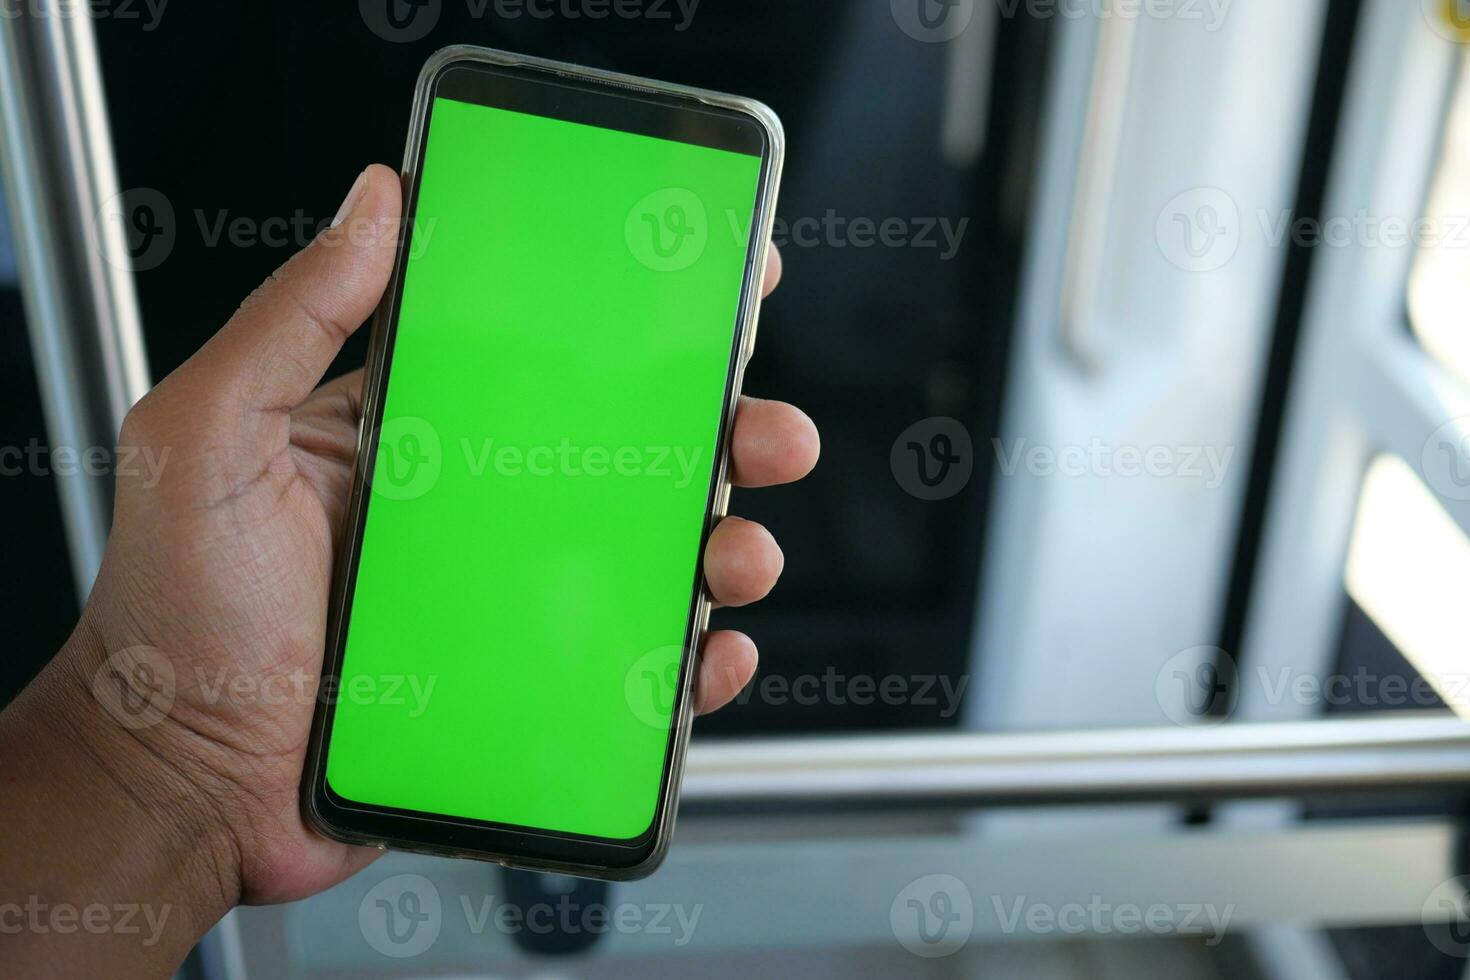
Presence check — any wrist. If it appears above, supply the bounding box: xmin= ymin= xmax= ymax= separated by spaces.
xmin=0 ymin=616 xmax=242 ymax=975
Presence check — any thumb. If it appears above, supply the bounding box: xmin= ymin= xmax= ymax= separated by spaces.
xmin=187 ymin=165 xmax=402 ymax=413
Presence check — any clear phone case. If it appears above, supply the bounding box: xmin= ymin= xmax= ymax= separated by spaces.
xmin=301 ymin=44 xmax=785 ymax=881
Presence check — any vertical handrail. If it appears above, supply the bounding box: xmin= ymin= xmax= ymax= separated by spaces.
xmin=0 ymin=0 xmax=151 ymax=599
xmin=1058 ymin=5 xmax=1140 ymax=373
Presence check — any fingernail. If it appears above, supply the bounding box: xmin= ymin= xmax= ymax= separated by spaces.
xmin=331 ymin=170 xmax=368 ymax=229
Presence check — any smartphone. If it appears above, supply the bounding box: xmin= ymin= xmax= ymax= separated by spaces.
xmin=301 ymin=46 xmax=783 ymax=880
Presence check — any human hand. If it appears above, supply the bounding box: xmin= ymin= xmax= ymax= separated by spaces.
xmin=1 ymin=165 xmax=817 ymax=972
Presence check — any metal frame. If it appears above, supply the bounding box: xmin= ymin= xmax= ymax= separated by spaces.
xmin=217 ymin=713 xmax=1470 ymax=976
xmin=1237 ymin=0 xmax=1465 ymax=730
xmin=1058 ymin=0 xmax=1139 ymax=372
xmin=1217 ymin=7 xmax=1466 ymax=978
xmin=969 ymin=0 xmax=1329 ymax=733
xmin=0 ymin=0 xmax=151 ymax=598
xmin=228 ymin=820 xmax=1462 ymax=973
xmin=683 ymin=713 xmax=1470 ymax=809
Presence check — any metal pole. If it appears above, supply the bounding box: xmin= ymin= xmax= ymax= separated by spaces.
xmin=682 ymin=713 xmax=1470 ymax=808
xmin=0 ymin=0 xmax=151 ymax=600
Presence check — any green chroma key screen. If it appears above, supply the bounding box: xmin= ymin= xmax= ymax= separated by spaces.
xmin=323 ymin=96 xmax=763 ymax=841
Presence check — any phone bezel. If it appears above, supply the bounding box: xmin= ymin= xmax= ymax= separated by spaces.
xmin=301 ymin=45 xmax=784 ymax=880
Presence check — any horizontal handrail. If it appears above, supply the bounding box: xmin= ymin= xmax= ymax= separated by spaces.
xmin=683 ymin=713 xmax=1470 ymax=807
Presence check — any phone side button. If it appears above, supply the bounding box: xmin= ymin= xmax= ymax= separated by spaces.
xmin=713 ymin=480 xmax=732 ymax=519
